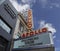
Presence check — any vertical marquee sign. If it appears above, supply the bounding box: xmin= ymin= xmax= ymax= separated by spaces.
xmin=27 ymin=9 xmax=33 ymax=29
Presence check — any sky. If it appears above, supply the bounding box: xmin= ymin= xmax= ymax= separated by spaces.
xmin=9 ymin=0 xmax=60 ymax=51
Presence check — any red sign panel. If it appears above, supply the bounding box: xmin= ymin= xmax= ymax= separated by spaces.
xmin=21 ymin=28 xmax=47 ymax=38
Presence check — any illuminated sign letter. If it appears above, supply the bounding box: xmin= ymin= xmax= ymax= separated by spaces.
xmin=27 ymin=9 xmax=33 ymax=29
xmin=42 ymin=28 xmax=47 ymax=32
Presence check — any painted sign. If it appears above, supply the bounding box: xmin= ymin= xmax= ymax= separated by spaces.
xmin=21 ymin=28 xmax=47 ymax=38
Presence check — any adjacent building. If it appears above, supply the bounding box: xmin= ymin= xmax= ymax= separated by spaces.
xmin=0 ymin=0 xmax=18 ymax=51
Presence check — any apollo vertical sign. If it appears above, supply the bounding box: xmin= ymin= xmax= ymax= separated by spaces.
xmin=27 ymin=9 xmax=33 ymax=29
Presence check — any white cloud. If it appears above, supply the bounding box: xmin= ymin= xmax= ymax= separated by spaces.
xmin=39 ymin=20 xmax=56 ymax=35
xmin=53 ymin=36 xmax=56 ymax=39
xmin=22 ymin=0 xmax=36 ymax=4
xmin=39 ymin=20 xmax=45 ymax=28
xmin=9 ymin=0 xmax=30 ymax=12
xmin=21 ymin=0 xmax=36 ymax=7
xmin=22 ymin=0 xmax=32 ymax=4
xmin=9 ymin=0 xmax=36 ymax=12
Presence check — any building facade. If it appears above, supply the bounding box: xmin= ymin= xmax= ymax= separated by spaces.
xmin=12 ymin=13 xmax=54 ymax=51
xmin=0 ymin=0 xmax=18 ymax=51
xmin=12 ymin=13 xmax=30 ymax=49
xmin=13 ymin=13 xmax=30 ymax=39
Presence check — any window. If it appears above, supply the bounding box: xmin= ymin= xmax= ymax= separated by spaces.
xmin=0 ymin=36 xmax=8 ymax=51
xmin=19 ymin=22 xmax=24 ymax=33
xmin=13 ymin=40 xmax=25 ymax=48
xmin=0 ymin=0 xmax=5 ymax=5
xmin=0 ymin=18 xmax=12 ymax=33
xmin=4 ymin=4 xmax=16 ymax=19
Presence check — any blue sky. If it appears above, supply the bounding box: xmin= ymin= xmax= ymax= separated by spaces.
xmin=10 ymin=0 xmax=60 ymax=51
xmin=32 ymin=1 xmax=60 ymax=51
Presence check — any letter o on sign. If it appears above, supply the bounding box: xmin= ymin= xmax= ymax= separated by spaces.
xmin=28 ymin=23 xmax=32 ymax=28
xmin=42 ymin=28 xmax=47 ymax=32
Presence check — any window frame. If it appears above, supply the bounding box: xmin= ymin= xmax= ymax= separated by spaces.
xmin=0 ymin=17 xmax=12 ymax=34
xmin=0 ymin=0 xmax=5 ymax=5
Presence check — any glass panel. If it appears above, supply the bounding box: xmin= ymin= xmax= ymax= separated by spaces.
xmin=0 ymin=0 xmax=5 ymax=5
xmin=13 ymin=40 xmax=25 ymax=48
xmin=13 ymin=33 xmax=51 ymax=48
xmin=0 ymin=36 xmax=8 ymax=51
xmin=0 ymin=19 xmax=11 ymax=33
